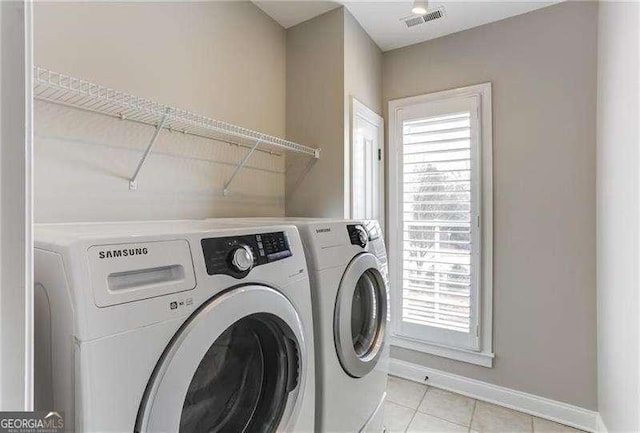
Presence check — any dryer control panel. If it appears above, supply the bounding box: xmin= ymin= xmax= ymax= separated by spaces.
xmin=347 ymin=224 xmax=369 ymax=248
xmin=201 ymin=231 xmax=292 ymax=279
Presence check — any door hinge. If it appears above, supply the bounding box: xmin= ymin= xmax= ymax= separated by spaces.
xmin=475 ymin=325 xmax=480 ymax=337
xmin=378 ymin=148 xmax=382 ymax=161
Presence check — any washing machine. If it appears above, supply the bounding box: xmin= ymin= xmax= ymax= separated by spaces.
xmin=206 ymin=218 xmax=390 ymax=433
xmin=34 ymin=220 xmax=315 ymax=433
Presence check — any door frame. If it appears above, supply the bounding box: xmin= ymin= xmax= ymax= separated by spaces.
xmin=0 ymin=0 xmax=33 ymax=411
xmin=349 ymin=97 xmax=385 ymax=231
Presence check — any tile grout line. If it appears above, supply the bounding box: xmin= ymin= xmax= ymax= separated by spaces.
xmin=387 ymin=383 xmax=430 ymax=411
xmin=388 ymin=398 xmax=425 ymax=411
xmin=389 ymin=382 xmax=584 ymax=433
xmin=415 ymin=386 xmax=477 ymax=430
xmin=531 ymin=412 xmax=534 ymax=433
xmin=468 ymin=399 xmax=478 ymax=433
xmin=407 ymin=387 xmax=476 ymax=431
xmin=414 ymin=408 xmax=476 ymax=430
xmin=403 ymin=408 xmax=418 ymax=433
xmin=424 ymin=413 xmax=474 ymax=430
xmin=403 ymin=385 xmax=430 ymax=432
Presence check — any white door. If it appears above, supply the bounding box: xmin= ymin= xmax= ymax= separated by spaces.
xmin=136 ymin=286 xmax=307 ymax=433
xmin=350 ymin=98 xmax=384 ymax=230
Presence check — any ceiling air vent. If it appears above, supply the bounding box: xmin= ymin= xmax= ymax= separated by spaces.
xmin=402 ymin=7 xmax=445 ymax=28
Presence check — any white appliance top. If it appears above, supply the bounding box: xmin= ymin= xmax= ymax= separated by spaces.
xmin=35 ymin=219 xmax=294 ymax=245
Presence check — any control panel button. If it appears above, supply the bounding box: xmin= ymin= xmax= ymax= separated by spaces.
xmin=230 ymin=245 xmax=254 ymax=272
xmin=357 ymin=228 xmax=368 ymax=246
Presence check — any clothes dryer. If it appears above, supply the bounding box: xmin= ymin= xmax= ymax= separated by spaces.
xmin=206 ymin=218 xmax=390 ymax=432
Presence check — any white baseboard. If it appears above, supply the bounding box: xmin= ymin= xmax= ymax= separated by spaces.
xmin=389 ymin=358 xmax=598 ymax=432
xmin=595 ymin=414 xmax=608 ymax=433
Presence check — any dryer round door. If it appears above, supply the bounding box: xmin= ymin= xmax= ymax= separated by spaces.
xmin=136 ymin=285 xmax=307 ymax=433
xmin=334 ymin=253 xmax=387 ymax=378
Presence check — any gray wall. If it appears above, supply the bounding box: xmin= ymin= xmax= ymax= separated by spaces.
xmin=596 ymin=1 xmax=640 ymax=431
xmin=343 ymin=9 xmax=383 ymax=217
xmin=383 ymin=2 xmax=598 ymax=409
xmin=344 ymin=9 xmax=382 ymax=115
xmin=34 ymin=2 xmax=287 ymax=222
xmin=285 ymin=7 xmax=382 ymax=218
xmin=285 ymin=8 xmax=345 ymax=218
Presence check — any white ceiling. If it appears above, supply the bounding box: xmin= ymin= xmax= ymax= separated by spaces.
xmin=253 ymin=1 xmax=562 ymax=52
xmin=253 ymin=1 xmax=342 ymax=29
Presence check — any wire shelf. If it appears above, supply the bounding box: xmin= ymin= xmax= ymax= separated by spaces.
xmin=34 ymin=66 xmax=320 ymax=192
xmin=33 ymin=66 xmax=320 ymax=157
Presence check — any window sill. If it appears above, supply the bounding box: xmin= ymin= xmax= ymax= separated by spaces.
xmin=391 ymin=335 xmax=494 ymax=368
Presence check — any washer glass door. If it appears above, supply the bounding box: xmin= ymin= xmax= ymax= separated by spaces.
xmin=180 ymin=313 xmax=298 ymax=432
xmin=335 ymin=253 xmax=387 ymax=378
xmin=136 ymin=286 xmax=305 ymax=433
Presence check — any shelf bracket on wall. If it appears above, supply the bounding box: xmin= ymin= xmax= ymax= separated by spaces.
xmin=129 ymin=108 xmax=171 ymax=190
xmin=33 ymin=67 xmax=321 ymax=192
xmin=223 ymin=137 xmax=263 ymax=196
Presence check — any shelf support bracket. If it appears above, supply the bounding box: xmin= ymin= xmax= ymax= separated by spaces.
xmin=129 ymin=108 xmax=171 ymax=190
xmin=223 ymin=138 xmax=263 ymax=196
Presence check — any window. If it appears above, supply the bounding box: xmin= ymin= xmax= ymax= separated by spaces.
xmin=388 ymin=83 xmax=493 ymax=367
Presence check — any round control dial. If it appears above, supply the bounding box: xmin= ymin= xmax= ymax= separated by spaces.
xmin=230 ymin=245 xmax=254 ymax=272
xmin=356 ymin=226 xmax=368 ymax=247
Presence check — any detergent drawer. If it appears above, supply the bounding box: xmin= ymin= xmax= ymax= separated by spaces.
xmin=87 ymin=240 xmax=196 ymax=307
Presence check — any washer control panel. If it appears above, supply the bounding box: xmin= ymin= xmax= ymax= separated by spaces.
xmin=347 ymin=224 xmax=369 ymax=248
xmin=201 ymin=232 xmax=292 ymax=279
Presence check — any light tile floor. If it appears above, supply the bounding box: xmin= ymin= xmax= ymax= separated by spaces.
xmin=384 ymin=376 xmax=586 ymax=433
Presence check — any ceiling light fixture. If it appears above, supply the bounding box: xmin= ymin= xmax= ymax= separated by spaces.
xmin=412 ymin=0 xmax=428 ymax=15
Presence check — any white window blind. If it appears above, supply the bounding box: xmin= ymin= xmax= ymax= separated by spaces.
xmin=388 ymin=85 xmax=494 ymax=359
xmin=402 ymin=111 xmax=474 ymax=337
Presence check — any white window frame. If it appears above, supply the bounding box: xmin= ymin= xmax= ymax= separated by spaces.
xmin=350 ymin=97 xmax=385 ymax=230
xmin=388 ymin=83 xmax=494 ymax=368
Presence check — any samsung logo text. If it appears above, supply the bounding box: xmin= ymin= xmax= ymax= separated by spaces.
xmin=98 ymin=248 xmax=148 ymax=259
